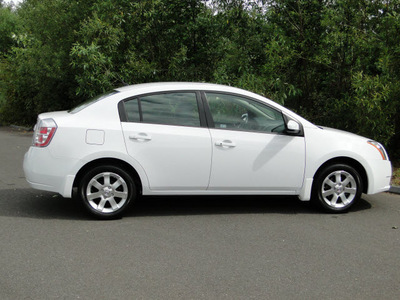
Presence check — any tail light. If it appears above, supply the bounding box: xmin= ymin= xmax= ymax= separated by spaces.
xmin=33 ymin=118 xmax=57 ymax=147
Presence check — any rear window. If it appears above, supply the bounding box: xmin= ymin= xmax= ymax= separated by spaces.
xmin=69 ymin=91 xmax=118 ymax=113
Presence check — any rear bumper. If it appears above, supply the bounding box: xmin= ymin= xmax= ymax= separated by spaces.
xmin=23 ymin=147 xmax=77 ymax=198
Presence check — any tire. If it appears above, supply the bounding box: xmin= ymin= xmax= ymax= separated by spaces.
xmin=312 ymin=164 xmax=362 ymax=213
xmin=79 ymin=165 xmax=136 ymax=219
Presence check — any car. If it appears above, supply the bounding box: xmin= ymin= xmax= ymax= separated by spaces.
xmin=23 ymin=82 xmax=392 ymax=219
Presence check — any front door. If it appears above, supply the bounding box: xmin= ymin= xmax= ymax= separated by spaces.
xmin=204 ymin=92 xmax=305 ymax=192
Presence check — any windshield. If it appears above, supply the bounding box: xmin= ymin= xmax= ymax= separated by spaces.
xmin=69 ymin=91 xmax=118 ymax=113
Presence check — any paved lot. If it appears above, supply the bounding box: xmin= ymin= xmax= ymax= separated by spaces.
xmin=0 ymin=127 xmax=399 ymax=299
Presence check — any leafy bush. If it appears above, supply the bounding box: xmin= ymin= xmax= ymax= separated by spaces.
xmin=0 ymin=0 xmax=399 ymax=160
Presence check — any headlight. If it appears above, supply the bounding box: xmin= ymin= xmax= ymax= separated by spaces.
xmin=367 ymin=141 xmax=388 ymax=160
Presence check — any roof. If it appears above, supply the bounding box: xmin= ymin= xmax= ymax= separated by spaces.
xmin=114 ymin=82 xmax=252 ymax=95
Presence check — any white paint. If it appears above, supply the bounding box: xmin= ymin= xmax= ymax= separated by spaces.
xmin=23 ymin=82 xmax=392 ymax=201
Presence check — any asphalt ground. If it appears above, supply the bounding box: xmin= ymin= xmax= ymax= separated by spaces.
xmin=0 ymin=126 xmax=399 ymax=299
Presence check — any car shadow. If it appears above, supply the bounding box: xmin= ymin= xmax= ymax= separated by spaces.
xmin=128 ymin=195 xmax=312 ymax=217
xmin=127 ymin=194 xmax=372 ymax=217
xmin=0 ymin=188 xmax=372 ymax=220
xmin=0 ymin=188 xmax=88 ymax=220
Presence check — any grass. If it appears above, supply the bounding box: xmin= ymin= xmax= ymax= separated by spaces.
xmin=392 ymin=163 xmax=400 ymax=186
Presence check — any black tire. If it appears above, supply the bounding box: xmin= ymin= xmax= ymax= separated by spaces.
xmin=312 ymin=164 xmax=362 ymax=213
xmin=79 ymin=165 xmax=136 ymax=219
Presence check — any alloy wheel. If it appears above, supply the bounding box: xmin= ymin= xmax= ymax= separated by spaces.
xmin=86 ymin=172 xmax=129 ymax=214
xmin=321 ymin=170 xmax=357 ymax=209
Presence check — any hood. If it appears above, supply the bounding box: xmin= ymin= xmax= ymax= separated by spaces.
xmin=317 ymin=126 xmax=369 ymax=141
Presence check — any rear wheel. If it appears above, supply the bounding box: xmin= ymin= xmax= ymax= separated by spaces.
xmin=312 ymin=164 xmax=362 ymax=213
xmin=79 ymin=165 xmax=136 ymax=219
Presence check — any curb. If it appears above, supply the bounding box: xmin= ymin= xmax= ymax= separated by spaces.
xmin=389 ymin=186 xmax=400 ymax=195
xmin=10 ymin=124 xmax=33 ymax=131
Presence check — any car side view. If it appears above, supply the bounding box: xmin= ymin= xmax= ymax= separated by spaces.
xmin=23 ymin=82 xmax=392 ymax=219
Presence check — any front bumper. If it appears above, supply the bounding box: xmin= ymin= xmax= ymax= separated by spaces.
xmin=366 ymin=159 xmax=392 ymax=194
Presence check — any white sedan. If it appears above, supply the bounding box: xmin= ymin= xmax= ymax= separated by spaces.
xmin=23 ymin=82 xmax=392 ymax=219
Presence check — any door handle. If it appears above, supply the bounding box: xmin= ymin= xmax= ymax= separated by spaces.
xmin=129 ymin=133 xmax=152 ymax=141
xmin=215 ymin=140 xmax=236 ymax=148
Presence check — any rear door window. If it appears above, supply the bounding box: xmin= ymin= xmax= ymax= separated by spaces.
xmin=123 ymin=92 xmax=201 ymax=127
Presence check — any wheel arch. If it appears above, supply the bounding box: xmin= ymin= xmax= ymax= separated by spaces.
xmin=73 ymin=158 xmax=143 ymax=195
xmin=313 ymin=157 xmax=368 ymax=194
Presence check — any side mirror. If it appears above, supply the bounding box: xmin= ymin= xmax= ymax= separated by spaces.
xmin=286 ymin=119 xmax=300 ymax=134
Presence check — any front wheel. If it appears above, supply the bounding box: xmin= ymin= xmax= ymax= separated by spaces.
xmin=79 ymin=165 xmax=136 ymax=219
xmin=312 ymin=164 xmax=362 ymax=213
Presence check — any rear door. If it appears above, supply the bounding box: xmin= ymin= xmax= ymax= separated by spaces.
xmin=120 ymin=92 xmax=212 ymax=191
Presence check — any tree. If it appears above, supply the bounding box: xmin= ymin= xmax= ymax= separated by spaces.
xmin=71 ymin=0 xmax=219 ymax=98
xmin=0 ymin=2 xmax=19 ymax=110
xmin=0 ymin=0 xmax=399 ymax=159
xmin=1 ymin=0 xmax=95 ymax=124
xmin=0 ymin=1 xmax=18 ymax=56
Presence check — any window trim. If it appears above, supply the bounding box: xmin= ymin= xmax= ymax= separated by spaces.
xmin=118 ymin=100 xmax=129 ymax=122
xmin=118 ymin=89 xmax=304 ymax=136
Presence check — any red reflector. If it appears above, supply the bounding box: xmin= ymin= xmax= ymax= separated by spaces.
xmin=39 ymin=127 xmax=48 ymax=134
